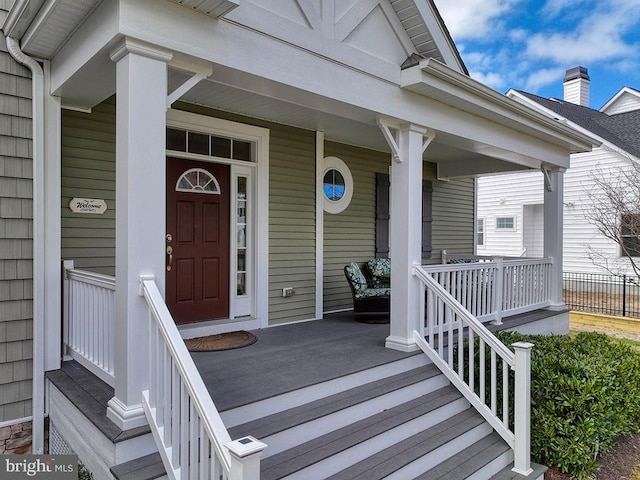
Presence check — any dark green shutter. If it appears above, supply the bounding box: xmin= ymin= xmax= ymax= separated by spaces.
xmin=376 ymin=173 xmax=432 ymax=259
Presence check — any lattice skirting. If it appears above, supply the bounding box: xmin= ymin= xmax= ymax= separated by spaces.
xmin=49 ymin=421 xmax=75 ymax=456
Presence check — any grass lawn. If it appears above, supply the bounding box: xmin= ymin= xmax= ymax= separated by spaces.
xmin=569 ymin=329 xmax=640 ymax=351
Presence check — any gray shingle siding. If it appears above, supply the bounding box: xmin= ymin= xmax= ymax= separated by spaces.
xmin=0 ymin=33 xmax=33 ymax=422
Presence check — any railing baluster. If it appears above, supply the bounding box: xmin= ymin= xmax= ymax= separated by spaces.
xmin=491 ymin=349 xmax=497 ymax=416
xmin=446 ymin=302 xmax=452 ymax=367
xmin=163 ymin=345 xmax=172 ymax=445
xmin=181 ymin=381 xmax=190 ymax=480
xmin=468 ymin=329 xmax=475 ymax=392
xmin=172 ymin=363 xmax=181 ymax=466
xmin=479 ymin=338 xmax=486 ymax=403
xmin=199 ymin=422 xmax=208 ymax=479
xmin=502 ymin=358 xmax=509 ymax=428
xmin=190 ymin=404 xmax=198 ymax=479
xmin=457 ymin=313 xmax=464 ymax=379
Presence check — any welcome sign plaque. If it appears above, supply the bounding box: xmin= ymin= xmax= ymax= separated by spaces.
xmin=69 ymin=198 xmax=108 ymax=215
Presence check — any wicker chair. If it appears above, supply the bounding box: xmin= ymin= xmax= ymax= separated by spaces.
xmin=344 ymin=262 xmax=390 ymax=320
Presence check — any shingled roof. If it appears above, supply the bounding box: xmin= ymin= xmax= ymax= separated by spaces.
xmin=518 ymin=91 xmax=640 ymax=160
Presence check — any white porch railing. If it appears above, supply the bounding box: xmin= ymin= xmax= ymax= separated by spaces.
xmin=140 ymin=275 xmax=267 ymax=480
xmin=62 ymin=260 xmax=115 ymax=386
xmin=413 ymin=265 xmax=533 ymax=476
xmin=428 ymin=256 xmax=552 ymax=324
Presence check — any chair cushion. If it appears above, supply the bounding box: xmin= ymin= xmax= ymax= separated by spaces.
xmin=356 ymin=287 xmax=390 ymax=299
xmin=367 ymin=258 xmax=390 ymax=277
xmin=345 ymin=262 xmax=368 ymax=296
xmin=367 ymin=258 xmax=390 ymax=287
xmin=448 ymin=257 xmax=478 ymax=264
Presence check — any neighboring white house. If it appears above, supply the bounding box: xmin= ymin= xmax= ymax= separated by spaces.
xmin=478 ymin=67 xmax=640 ymax=275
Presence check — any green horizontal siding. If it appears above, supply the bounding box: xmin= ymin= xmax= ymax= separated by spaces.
xmin=267 ymin=126 xmax=316 ymax=324
xmin=323 ymin=142 xmax=389 ymax=313
xmin=431 ymin=176 xmax=475 ymax=263
xmin=61 ymin=98 xmax=116 ymax=275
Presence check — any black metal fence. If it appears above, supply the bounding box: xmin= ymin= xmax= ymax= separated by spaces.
xmin=563 ymin=272 xmax=640 ymax=318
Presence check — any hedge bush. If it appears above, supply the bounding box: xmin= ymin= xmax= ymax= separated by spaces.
xmin=496 ymin=331 xmax=640 ymax=478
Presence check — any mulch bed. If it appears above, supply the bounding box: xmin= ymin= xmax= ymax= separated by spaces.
xmin=546 ymin=433 xmax=640 ymax=480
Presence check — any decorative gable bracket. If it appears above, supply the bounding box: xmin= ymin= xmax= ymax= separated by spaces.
xmin=377 ymin=119 xmax=434 ymax=163
xmin=168 ymin=0 xmax=239 ymax=18
xmin=541 ymin=166 xmax=555 ymax=192
xmin=167 ymin=60 xmax=213 ymax=109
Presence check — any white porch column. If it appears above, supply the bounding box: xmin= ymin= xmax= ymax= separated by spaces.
xmin=543 ymin=168 xmax=565 ymax=308
xmin=107 ymin=39 xmax=172 ymax=430
xmin=386 ymin=124 xmax=427 ymax=352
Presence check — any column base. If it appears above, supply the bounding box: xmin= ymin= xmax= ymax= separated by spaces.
xmin=107 ymin=397 xmax=147 ymax=430
xmin=546 ymin=302 xmax=568 ymax=311
xmin=385 ymin=335 xmax=420 ymax=352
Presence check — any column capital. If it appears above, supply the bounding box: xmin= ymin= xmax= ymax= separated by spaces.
xmin=400 ymin=123 xmax=429 ymax=136
xmin=110 ymin=37 xmax=173 ymax=64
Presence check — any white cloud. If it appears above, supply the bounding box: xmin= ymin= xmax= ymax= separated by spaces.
xmin=523 ymin=68 xmax=565 ymax=92
xmin=469 ymin=70 xmax=508 ymax=90
xmin=540 ymin=0 xmax=585 ymax=18
xmin=436 ymin=0 xmax=640 ymax=97
xmin=526 ymin=15 xmax=636 ymax=64
xmin=434 ymin=0 xmax=519 ymax=40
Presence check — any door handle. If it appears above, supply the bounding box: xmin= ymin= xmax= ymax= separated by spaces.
xmin=166 ymin=246 xmax=173 ymax=271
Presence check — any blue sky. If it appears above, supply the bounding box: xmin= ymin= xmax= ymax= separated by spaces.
xmin=432 ymin=0 xmax=640 ymax=110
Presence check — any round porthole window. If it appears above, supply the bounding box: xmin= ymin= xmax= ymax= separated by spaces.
xmin=322 ymin=156 xmax=353 ymax=214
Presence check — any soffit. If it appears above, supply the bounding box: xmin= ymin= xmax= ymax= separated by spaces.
xmin=14 ymin=0 xmax=103 ymax=59
xmin=170 ymin=66 xmax=529 ymax=176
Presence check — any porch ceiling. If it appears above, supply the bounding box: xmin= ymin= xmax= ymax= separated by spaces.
xmin=170 ymin=66 xmax=534 ymax=177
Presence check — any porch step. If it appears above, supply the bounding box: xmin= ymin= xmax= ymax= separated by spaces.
xmin=490 ymin=462 xmax=547 ymax=480
xmin=229 ymin=364 xmax=448 ymax=456
xmin=260 ymin=390 xmax=483 ymax=479
xmin=225 ymin=350 xmax=534 ymax=480
xmin=110 ymin=453 xmax=167 ymax=480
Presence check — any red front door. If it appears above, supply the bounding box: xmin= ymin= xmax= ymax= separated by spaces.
xmin=166 ymin=158 xmax=230 ymax=324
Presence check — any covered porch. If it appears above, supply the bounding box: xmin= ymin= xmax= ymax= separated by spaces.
xmin=50 ymin=309 xmax=555 ymax=479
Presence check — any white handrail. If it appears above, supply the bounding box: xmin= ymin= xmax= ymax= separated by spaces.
xmin=62 ymin=262 xmax=115 ymax=386
xmin=413 ymin=265 xmax=533 ymax=475
xmin=140 ymin=276 xmax=266 ymax=480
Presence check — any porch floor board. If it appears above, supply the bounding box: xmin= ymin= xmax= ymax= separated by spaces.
xmin=192 ymin=309 xmax=565 ymax=412
xmin=191 ymin=312 xmax=416 ymax=412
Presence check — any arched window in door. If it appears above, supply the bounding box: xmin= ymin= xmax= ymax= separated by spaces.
xmin=176 ymin=168 xmax=221 ymax=194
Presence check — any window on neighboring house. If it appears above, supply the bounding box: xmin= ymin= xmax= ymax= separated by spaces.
xmin=496 ymin=216 xmax=515 ymax=230
xmin=477 ymin=218 xmax=485 ymax=246
xmin=620 ymin=214 xmax=640 ymax=257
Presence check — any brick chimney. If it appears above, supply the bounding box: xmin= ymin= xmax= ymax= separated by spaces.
xmin=563 ymin=66 xmax=590 ymax=106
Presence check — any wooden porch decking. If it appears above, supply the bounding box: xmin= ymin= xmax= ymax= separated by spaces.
xmin=47 ymin=308 xmax=562 ymax=442
xmin=193 ymin=312 xmax=415 ymax=412
xmin=192 ymin=308 xmax=564 ymax=412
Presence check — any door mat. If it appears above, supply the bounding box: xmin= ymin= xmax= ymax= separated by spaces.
xmin=185 ymin=331 xmax=257 ymax=352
